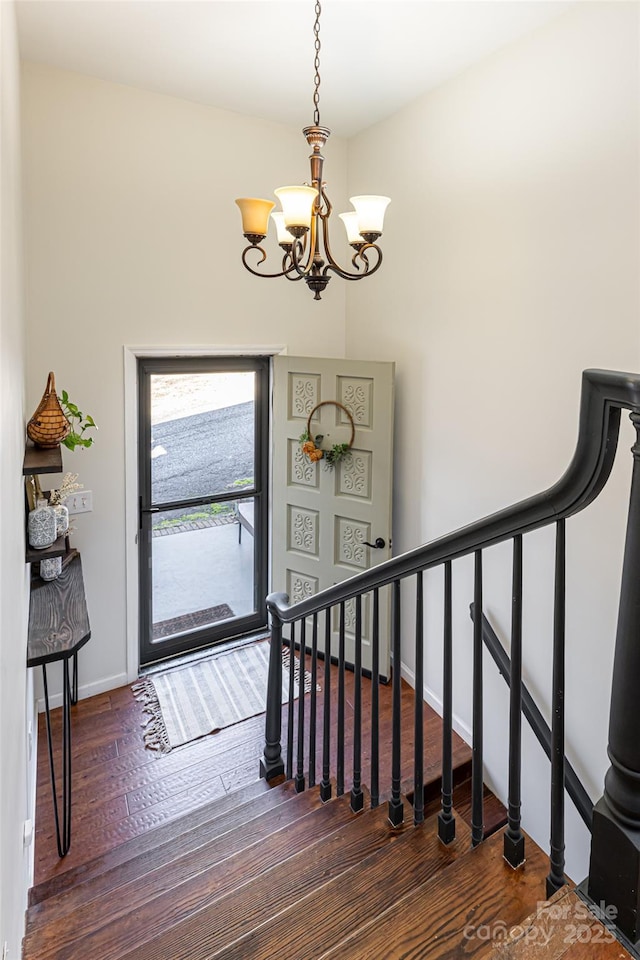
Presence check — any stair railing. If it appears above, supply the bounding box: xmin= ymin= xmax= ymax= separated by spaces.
xmin=262 ymin=368 xmax=640 ymax=949
xmin=471 ymin=604 xmax=593 ymax=830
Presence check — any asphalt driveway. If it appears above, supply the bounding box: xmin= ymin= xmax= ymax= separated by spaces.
xmin=151 ymin=401 xmax=254 ymax=507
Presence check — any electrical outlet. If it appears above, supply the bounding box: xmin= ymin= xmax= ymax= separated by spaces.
xmin=67 ymin=490 xmax=93 ymax=514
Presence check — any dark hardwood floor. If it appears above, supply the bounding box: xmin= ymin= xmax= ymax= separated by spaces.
xmin=34 ymin=650 xmax=471 ymax=886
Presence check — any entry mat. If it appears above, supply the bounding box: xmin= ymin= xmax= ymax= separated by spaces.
xmin=151 ymin=603 xmax=234 ymax=640
xmin=133 ymin=640 xmax=313 ymax=753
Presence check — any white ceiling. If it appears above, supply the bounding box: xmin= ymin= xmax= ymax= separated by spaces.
xmin=16 ymin=0 xmax=575 ymax=138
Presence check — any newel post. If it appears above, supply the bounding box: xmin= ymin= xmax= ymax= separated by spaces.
xmin=588 ymin=412 xmax=640 ymax=946
xmin=260 ymin=596 xmax=286 ymax=781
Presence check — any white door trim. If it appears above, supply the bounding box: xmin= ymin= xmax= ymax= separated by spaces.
xmin=123 ymin=344 xmax=287 ymax=682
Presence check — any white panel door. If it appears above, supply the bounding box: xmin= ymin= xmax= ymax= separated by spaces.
xmin=272 ymin=355 xmax=395 ymax=679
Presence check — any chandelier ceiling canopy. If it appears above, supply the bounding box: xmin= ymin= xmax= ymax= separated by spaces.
xmin=235 ymin=1 xmax=390 ymax=301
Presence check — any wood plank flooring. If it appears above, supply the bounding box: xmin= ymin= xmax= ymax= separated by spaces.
xmin=28 ymin=648 xmax=632 ymax=960
xmin=34 ymin=652 xmax=472 ymax=885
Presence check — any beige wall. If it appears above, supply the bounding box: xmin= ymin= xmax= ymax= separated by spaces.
xmin=16 ymin=0 xmax=640 ymax=908
xmin=345 ymin=1 xmax=640 ymax=879
xmin=21 ymin=62 xmax=349 ymax=701
xmin=1 ymin=3 xmax=32 ymax=956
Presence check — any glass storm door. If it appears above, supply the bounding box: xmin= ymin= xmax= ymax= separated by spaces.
xmin=138 ymin=356 xmax=269 ymax=666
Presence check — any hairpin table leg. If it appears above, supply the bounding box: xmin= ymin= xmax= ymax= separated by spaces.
xmin=42 ymin=658 xmax=73 ymax=858
xmin=71 ymin=652 xmax=78 ymax=706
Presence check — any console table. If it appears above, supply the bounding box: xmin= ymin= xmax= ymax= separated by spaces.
xmin=27 ymin=552 xmax=91 ymax=857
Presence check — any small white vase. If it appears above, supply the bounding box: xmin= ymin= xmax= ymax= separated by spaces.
xmin=28 ymin=499 xmax=56 ymax=550
xmin=53 ymin=503 xmax=69 ymax=537
xmin=40 ymin=557 xmax=62 ymax=581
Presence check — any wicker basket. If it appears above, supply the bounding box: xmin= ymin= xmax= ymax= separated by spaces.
xmin=26 ymin=372 xmax=71 ymax=449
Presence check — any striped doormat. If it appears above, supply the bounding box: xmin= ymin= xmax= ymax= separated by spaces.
xmin=132 ymin=641 xmax=313 ymax=754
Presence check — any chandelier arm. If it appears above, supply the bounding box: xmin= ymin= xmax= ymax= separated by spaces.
xmin=351 ymin=248 xmax=365 ymax=271
xmin=241 ymin=244 xmax=302 ymax=280
xmin=317 ymin=202 xmax=342 ymax=274
xmin=325 ymin=240 xmax=384 ymax=281
xmin=282 ymin=244 xmax=308 ymax=281
xmin=316 ymin=208 xmax=384 ymax=280
xmin=319 ymin=185 xmax=332 ymax=218
xmin=290 ymin=213 xmax=320 ymax=278
xmin=284 ymin=257 xmax=306 ymax=282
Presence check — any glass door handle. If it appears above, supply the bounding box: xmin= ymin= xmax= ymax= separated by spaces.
xmin=363 ymin=537 xmax=386 ymax=549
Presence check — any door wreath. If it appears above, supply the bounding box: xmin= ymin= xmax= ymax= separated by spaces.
xmin=299 ymin=401 xmax=355 ymax=467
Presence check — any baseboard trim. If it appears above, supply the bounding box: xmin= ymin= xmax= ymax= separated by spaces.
xmin=400 ymin=661 xmax=473 ymax=746
xmin=36 ymin=672 xmax=129 ymax=713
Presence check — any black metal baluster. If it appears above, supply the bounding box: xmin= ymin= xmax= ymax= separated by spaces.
xmin=438 ymin=560 xmax=456 ymax=843
xmin=505 ymin=534 xmax=525 ymax=868
xmin=320 ymin=609 xmax=332 ymax=802
xmin=389 ymin=579 xmax=404 ymax=826
xmin=286 ymin=621 xmax=296 ymax=781
xmin=371 ymin=588 xmax=380 ymax=808
xmin=351 ymin=595 xmax=364 ymax=812
xmin=337 ymin=602 xmax=345 ymax=796
xmin=472 ymin=549 xmax=484 ymax=846
xmin=295 ymin=618 xmax=306 ymax=792
xmin=547 ymin=519 xmax=566 ymax=896
xmin=414 ymin=572 xmax=424 ymax=825
xmin=309 ymin=613 xmax=318 ymax=789
xmin=260 ymin=607 xmax=285 ymax=781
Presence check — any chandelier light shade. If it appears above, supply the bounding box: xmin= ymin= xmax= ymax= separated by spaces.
xmin=273 ymin=185 xmax=318 ymax=233
xmin=235 ymin=198 xmax=276 ymax=241
xmin=235 ymin=1 xmax=390 ymax=300
xmin=349 ymin=196 xmax=392 ymax=239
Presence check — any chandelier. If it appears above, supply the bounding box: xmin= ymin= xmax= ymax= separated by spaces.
xmin=235 ymin=1 xmax=390 ymax=301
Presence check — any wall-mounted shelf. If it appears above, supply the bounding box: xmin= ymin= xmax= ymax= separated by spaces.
xmin=24 ymin=442 xmax=67 ymax=565
xmin=26 ymin=535 xmax=70 ymax=565
xmin=23 ymin=443 xmax=63 ymax=476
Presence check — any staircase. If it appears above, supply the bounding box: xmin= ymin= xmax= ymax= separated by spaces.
xmin=23 ymin=369 xmax=640 ymax=960
xmin=24 ymin=761 xmax=626 ymax=960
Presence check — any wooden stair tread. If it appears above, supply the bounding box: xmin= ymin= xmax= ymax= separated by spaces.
xmin=27 ymin=778 xmax=302 ymax=928
xmin=24 ymin=791 xmax=344 ymax=958
xmin=28 ymin=775 xmax=276 ymax=906
xmin=25 ymin=787 xmax=365 ymax=960
xmin=318 ymin=827 xmax=549 ymax=960
xmin=490 ymin=886 xmax=633 ymax=959
xmin=454 ymin=780 xmax=508 ymax=837
xmin=119 ymin=805 xmax=472 ymax=960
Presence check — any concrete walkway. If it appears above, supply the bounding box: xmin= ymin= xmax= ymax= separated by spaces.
xmin=152 ymin=519 xmax=255 ymax=625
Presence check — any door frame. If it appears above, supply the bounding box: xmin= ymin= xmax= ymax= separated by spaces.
xmin=137 ymin=355 xmax=270 ymax=666
xmin=123 ymin=344 xmax=286 ymax=682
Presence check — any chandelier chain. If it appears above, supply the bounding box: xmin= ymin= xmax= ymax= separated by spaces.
xmin=313 ymin=0 xmax=321 ymax=126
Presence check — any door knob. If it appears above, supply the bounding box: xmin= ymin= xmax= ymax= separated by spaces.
xmin=362 ymin=537 xmax=386 ymax=549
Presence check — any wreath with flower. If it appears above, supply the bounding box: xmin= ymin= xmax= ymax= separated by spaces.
xmin=299 ymin=401 xmax=355 ymax=468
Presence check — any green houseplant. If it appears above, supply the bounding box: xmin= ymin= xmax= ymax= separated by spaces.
xmin=59 ymin=390 xmax=97 ymax=451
